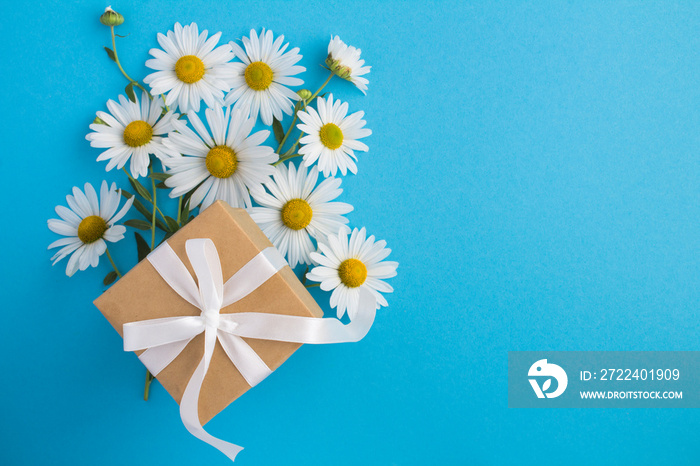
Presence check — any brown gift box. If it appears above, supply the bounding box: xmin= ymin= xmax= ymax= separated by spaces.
xmin=94 ymin=200 xmax=323 ymax=425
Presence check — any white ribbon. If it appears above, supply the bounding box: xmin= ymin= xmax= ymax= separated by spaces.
xmin=122 ymin=239 xmax=376 ymax=462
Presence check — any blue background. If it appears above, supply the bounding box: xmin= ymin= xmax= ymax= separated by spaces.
xmin=1 ymin=0 xmax=699 ymax=464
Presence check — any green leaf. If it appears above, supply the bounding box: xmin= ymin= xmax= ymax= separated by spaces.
xmin=182 ymin=187 xmax=195 ymax=205
xmin=104 ymin=46 xmax=116 ymax=62
xmin=149 ymin=172 xmax=172 ymax=182
xmin=122 ymin=191 xmax=150 ymax=219
xmin=155 ymin=181 xmax=169 ymax=189
xmin=121 ymin=191 xmax=168 ymax=232
xmin=103 ymin=271 xmax=118 ymax=286
xmin=180 ymin=197 xmax=190 ymax=226
xmin=155 ymin=218 xmax=168 ymax=231
xmin=164 ymin=216 xmax=179 ymax=233
xmin=134 ymin=232 xmax=151 ymax=262
xmin=124 ymin=219 xmax=152 ymax=231
xmin=272 ymin=117 xmax=285 ymax=144
xmin=283 ymin=143 xmax=298 ymax=157
xmin=125 ymin=82 xmax=137 ymax=103
xmin=128 ymin=176 xmax=152 ymax=202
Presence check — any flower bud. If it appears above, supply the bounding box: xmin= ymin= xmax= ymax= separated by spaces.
xmin=100 ymin=6 xmax=124 ymax=27
xmin=296 ymin=89 xmax=312 ymax=101
xmin=325 ymin=55 xmax=352 ymax=80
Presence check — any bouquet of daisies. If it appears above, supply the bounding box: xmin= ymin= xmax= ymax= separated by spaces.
xmin=46 ymin=7 xmax=398 ymax=394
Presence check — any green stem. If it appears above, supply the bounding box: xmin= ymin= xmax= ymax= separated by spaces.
xmin=275 ymin=72 xmax=335 ymax=156
xmin=144 ymin=370 xmax=154 ymax=401
xmin=300 ymin=266 xmax=309 ymax=285
xmin=155 ymin=205 xmax=167 ymax=223
xmin=272 ymin=153 xmax=302 ymax=167
xmin=307 ymin=72 xmax=334 ymax=104
xmin=110 ymin=25 xmax=150 ymax=97
xmin=276 ymin=113 xmax=299 ymax=154
xmin=177 ymin=196 xmax=183 ymax=226
xmin=279 ymin=118 xmax=305 ymax=155
xmin=290 ymin=132 xmax=304 ymax=149
xmin=105 ymin=247 xmax=122 ymax=278
xmin=150 ymin=167 xmax=157 ymax=249
xmin=305 ymin=283 xmax=320 ymax=288
xmin=121 ymin=167 xmax=168 ymax=223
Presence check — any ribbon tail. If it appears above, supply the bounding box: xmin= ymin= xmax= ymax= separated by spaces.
xmin=221 ymin=288 xmax=377 ymax=345
xmin=180 ymin=357 xmax=244 ymax=462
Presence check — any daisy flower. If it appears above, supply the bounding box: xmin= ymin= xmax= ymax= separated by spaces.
xmin=224 ymin=29 xmax=306 ymax=125
xmin=248 ymin=162 xmax=353 ymax=268
xmin=325 ymin=36 xmax=371 ymax=94
xmin=86 ymin=91 xmax=177 ymax=178
xmin=162 ymin=106 xmax=276 ymax=210
xmin=47 ymin=181 xmax=133 ymax=277
xmin=307 ymin=228 xmax=398 ymax=320
xmin=144 ymin=22 xmax=235 ymax=113
xmin=297 ymin=94 xmax=371 ymax=177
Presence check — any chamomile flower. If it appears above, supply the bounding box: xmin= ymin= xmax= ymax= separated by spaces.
xmin=86 ymin=91 xmax=177 ymax=178
xmin=47 ymin=181 xmax=133 ymax=277
xmin=326 ymin=36 xmax=371 ymax=94
xmin=248 ymin=162 xmax=352 ymax=268
xmin=144 ymin=22 xmax=235 ymax=113
xmin=162 ymin=106 xmax=276 ymax=210
xmin=297 ymin=94 xmax=371 ymax=177
xmin=307 ymin=228 xmax=398 ymax=320
xmin=224 ymin=29 xmax=306 ymax=125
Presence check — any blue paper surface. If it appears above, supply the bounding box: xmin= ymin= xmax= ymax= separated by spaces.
xmin=1 ymin=0 xmax=699 ymax=464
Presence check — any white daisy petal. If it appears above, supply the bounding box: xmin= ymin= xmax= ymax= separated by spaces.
xmin=248 ymin=163 xmax=352 ymax=268
xmin=297 ymin=94 xmax=370 ymax=177
xmin=47 ymin=182 xmax=132 ymax=276
xmin=145 ymin=23 xmax=233 ymax=113
xmin=86 ymin=90 xmax=175 ymax=179
xmin=55 ymin=205 xmax=81 ymax=227
xmin=326 ymin=36 xmax=371 ymax=94
xmin=163 ymin=106 xmax=275 ymax=210
xmin=224 ymin=29 xmax=304 ymax=125
xmin=305 ymin=227 xmax=397 ymax=319
xmin=50 ymin=241 xmax=82 ymax=264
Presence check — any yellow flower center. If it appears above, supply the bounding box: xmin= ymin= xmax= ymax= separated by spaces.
xmin=281 ymin=199 xmax=313 ymax=230
xmin=77 ymin=215 xmax=108 ymax=244
xmin=338 ymin=258 xmax=367 ymax=288
xmin=319 ymin=123 xmax=344 ymax=150
xmin=175 ymin=55 xmax=205 ymax=84
xmin=205 ymin=145 xmax=238 ymax=178
xmin=122 ymin=120 xmax=153 ymax=147
xmin=244 ymin=61 xmax=273 ymax=91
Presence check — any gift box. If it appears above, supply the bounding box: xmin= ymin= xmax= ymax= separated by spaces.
xmin=94 ymin=200 xmax=323 ymax=425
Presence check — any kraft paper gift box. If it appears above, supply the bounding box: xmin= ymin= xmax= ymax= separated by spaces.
xmin=94 ymin=200 xmax=323 ymax=425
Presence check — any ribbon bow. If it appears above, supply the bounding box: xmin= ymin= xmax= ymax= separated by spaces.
xmin=123 ymin=239 xmax=376 ymax=462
